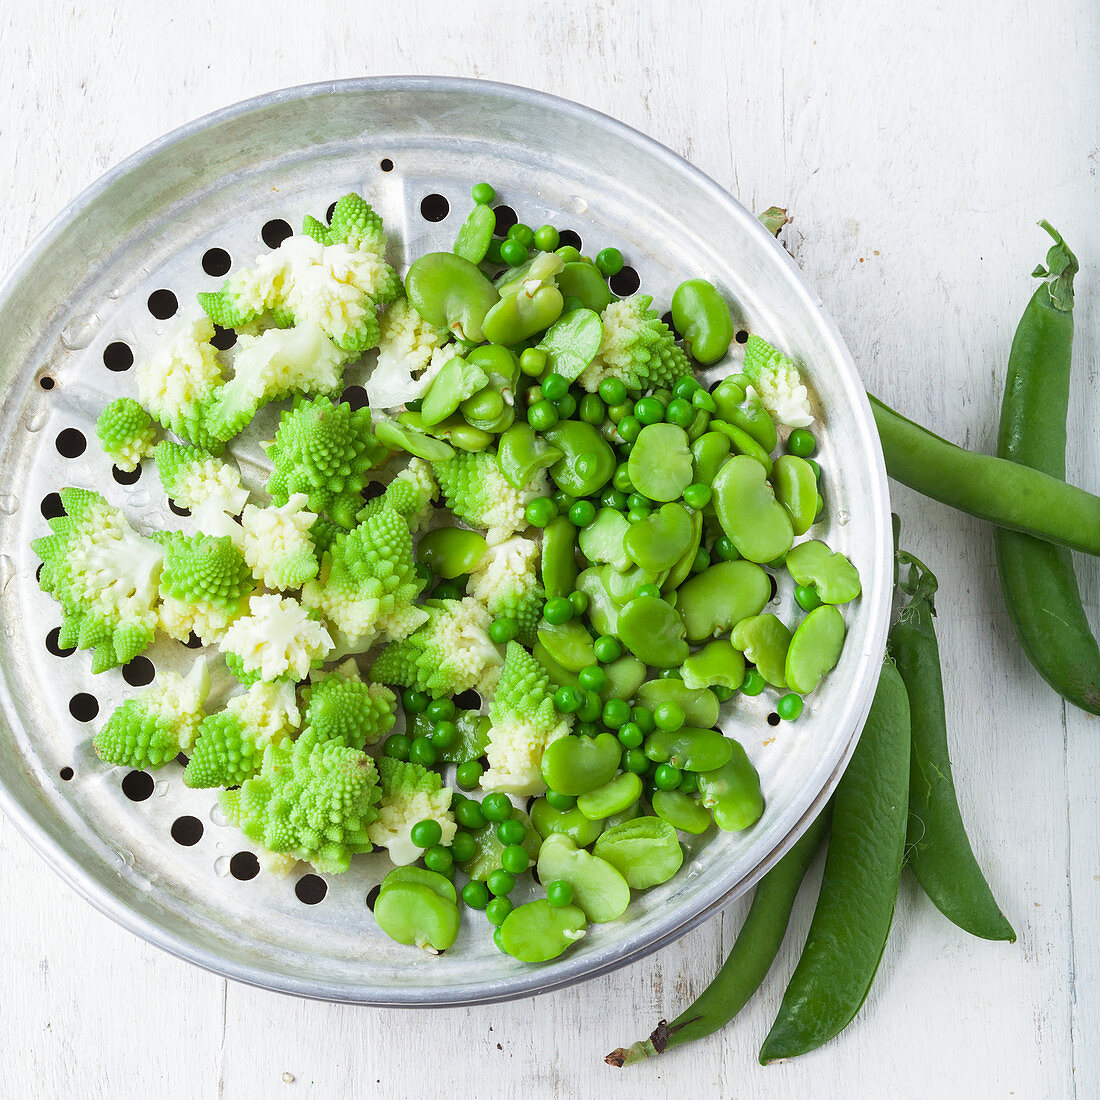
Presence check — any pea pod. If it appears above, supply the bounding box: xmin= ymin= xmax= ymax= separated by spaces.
xmin=891 ymin=553 xmax=1015 ymax=941
xmin=499 ymin=424 xmax=563 ymax=489
xmin=628 ymin=424 xmax=694 ymax=502
xmin=674 ymin=559 xmax=771 ymax=642
xmin=537 ymin=619 xmax=596 ymax=672
xmin=579 ymin=508 xmax=632 ymax=571
xmin=645 ymin=727 xmax=734 ymax=772
xmin=785 ymin=540 xmax=861 ymax=604
xmin=773 ymin=454 xmax=819 ymax=536
xmin=540 ymin=732 xmax=621 ymax=795
xmin=417 ymin=526 xmax=487 ymax=579
xmin=759 ymin=656 xmax=910 ymax=1063
xmin=681 ymin=639 xmax=746 ymax=692
xmin=405 ymin=252 xmax=500 ymax=343
xmin=399 ymin=410 xmax=493 ymax=452
xmin=499 ymin=899 xmax=587 ymax=963
xmin=536 ymin=834 xmax=631 ymax=923
xmin=636 ymin=679 xmax=720 ymax=728
xmin=730 ymin=613 xmax=791 ymax=688
xmin=709 ymin=420 xmax=773 ymax=475
xmin=616 ymin=595 xmax=689 ymax=668
xmin=650 ymin=790 xmax=713 ymax=835
xmin=624 ymin=503 xmax=695 ymax=571
xmin=593 ymin=817 xmax=684 ymax=889
xmin=697 ymin=740 xmax=764 ymax=832
xmin=712 ymin=455 xmax=793 ymax=564
xmin=541 ymin=516 xmax=579 ymax=598
xmin=536 ymin=308 xmax=604 ymax=382
xmin=530 ymin=796 xmax=605 ymax=847
xmin=671 ymin=278 xmax=734 ymax=365
xmin=556 ymin=261 xmax=613 ymax=313
xmin=691 ymin=431 xmax=731 ymax=486
xmin=785 ymin=604 xmax=846 ymax=695
xmin=577 ymin=772 xmax=644 ymax=820
xmin=546 ymin=421 xmax=616 ymax=497
xmin=711 ymin=376 xmax=779 ymax=454
xmin=453 ymin=202 xmax=497 ymax=263
xmin=375 ymin=418 xmax=455 ymax=461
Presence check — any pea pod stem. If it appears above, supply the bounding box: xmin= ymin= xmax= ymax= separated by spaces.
xmin=869 ymin=394 xmax=1100 ymax=556
xmin=890 ymin=551 xmax=1016 ymax=942
xmin=604 ymin=807 xmax=830 ymax=1067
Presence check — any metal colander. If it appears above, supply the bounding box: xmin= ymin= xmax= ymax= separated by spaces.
xmin=0 ymin=77 xmax=891 ymax=1006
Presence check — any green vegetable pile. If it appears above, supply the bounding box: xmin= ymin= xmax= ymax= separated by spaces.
xmin=36 ymin=182 xmax=862 ymax=961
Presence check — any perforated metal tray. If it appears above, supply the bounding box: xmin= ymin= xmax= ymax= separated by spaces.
xmin=0 ymin=77 xmax=892 ymax=1005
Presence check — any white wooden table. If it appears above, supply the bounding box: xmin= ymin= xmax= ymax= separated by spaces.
xmin=2 ymin=3 xmax=1097 ymax=1097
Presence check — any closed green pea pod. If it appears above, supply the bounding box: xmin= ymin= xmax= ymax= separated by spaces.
xmin=593 ymin=817 xmax=684 ymax=889
xmin=786 ymin=540 xmax=862 ymax=604
xmin=599 ymin=655 xmax=647 ymax=701
xmin=617 ymin=595 xmax=690 ymax=668
xmin=375 ymin=418 xmax=456 ymax=461
xmin=541 ymin=732 xmax=621 ymax=795
xmin=671 ymin=278 xmax=735 ymax=365
xmin=731 ymin=613 xmax=792 ymax=688
xmin=575 ymin=568 xmax=620 ymax=636
xmin=651 ymin=789 xmax=713 ymax=835
xmin=577 ymin=772 xmax=644 ymax=820
xmin=405 ymin=252 xmax=500 ymax=343
xmin=579 ymin=508 xmax=633 ymax=571
xmin=712 ymin=375 xmax=779 ymax=454
xmin=529 ymin=797 xmax=605 ymax=847
xmin=417 ymin=526 xmax=487 ymax=579
xmin=712 ymin=456 xmax=793 ymax=564
xmin=636 ymin=680 xmax=720 ymax=728
xmin=537 ymin=308 xmax=604 ymax=382
xmin=536 ymin=834 xmax=631 ymax=923
xmin=661 ymin=509 xmax=704 ymax=594
xmin=546 ymin=421 xmax=617 ymax=497
xmin=674 ymin=559 xmax=771 ymax=642
xmin=624 ymin=503 xmax=695 ymax=571
xmin=399 ymin=410 xmax=493 ymax=452
xmin=709 ymin=420 xmax=773 ymax=475
xmin=645 ymin=727 xmax=734 ymax=772
xmin=556 ymin=261 xmax=614 ymax=313
xmin=628 ymin=424 xmax=694 ymax=502
xmin=697 ymin=740 xmax=764 ymax=832
xmin=773 ymin=454 xmax=820 ymax=536
xmin=692 ymin=432 xmax=732 ymax=486
xmin=541 ymin=516 xmax=579 ymax=598
xmin=681 ymin=639 xmax=746 ymax=691
xmin=499 ymin=424 xmax=563 ymax=489
xmin=537 ymin=619 xmax=597 ymax=672
xmin=453 ymin=202 xmax=497 ymax=263
xmin=785 ymin=604 xmax=846 ymax=694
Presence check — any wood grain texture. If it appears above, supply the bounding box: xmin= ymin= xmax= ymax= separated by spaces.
xmin=1 ymin=1 xmax=1098 ymax=1097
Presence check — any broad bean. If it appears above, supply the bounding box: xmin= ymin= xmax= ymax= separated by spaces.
xmin=624 ymin=502 xmax=695 ymax=571
xmin=375 ymin=418 xmax=455 ymax=461
xmin=536 ymin=308 xmax=604 ymax=382
xmin=617 ymin=594 xmax=689 ymax=668
xmin=681 ymin=638 xmax=746 ymax=691
xmin=644 ymin=727 xmax=734 ymax=772
xmin=498 ymin=424 xmax=563 ymax=489
xmin=785 ymin=604 xmax=846 ymax=694
xmin=537 ymin=619 xmax=597 ymax=672
xmin=712 ymin=456 xmax=794 ymax=564
xmin=541 ymin=516 xmax=579 ymax=598
xmin=593 ymin=817 xmax=684 ymax=889
xmin=536 ymin=834 xmax=631 ymax=923
xmin=711 ymin=375 xmax=779 ymax=453
xmin=530 ymin=796 xmax=605 ymax=847
xmin=498 ymin=899 xmax=587 ymax=962
xmin=556 ymin=261 xmax=614 ymax=313
xmin=692 ymin=431 xmax=732 ymax=486
xmin=696 ymin=741 xmax=764 ymax=832
xmin=651 ymin=789 xmax=713 ymax=834
xmin=579 ymin=508 xmax=632 ymax=571
xmin=405 ymin=252 xmax=499 ymax=343
xmin=628 ymin=424 xmax=694 ymax=502
xmin=540 ymin=732 xmax=621 ymax=795
xmin=730 ymin=613 xmax=792 ymax=688
xmin=577 ymin=772 xmax=644 ymax=819
xmin=785 ymin=540 xmax=862 ymax=604
xmin=546 ymin=421 xmax=616 ymax=497
xmin=773 ymin=454 xmax=819 ymax=536
xmin=671 ymin=278 xmax=735 ymax=365
xmin=674 ymin=559 xmax=771 ymax=642
xmin=417 ymin=526 xmax=487 ymax=579
xmin=660 ymin=508 xmax=704 ymax=593
xmin=636 ymin=679 xmax=721 ymax=728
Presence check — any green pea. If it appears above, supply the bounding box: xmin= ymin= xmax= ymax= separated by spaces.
xmin=690 ymin=431 xmax=732 ymax=488
xmin=555 ymin=245 xmax=583 ymax=263
xmin=528 ymin=398 xmax=559 ymax=432
xmin=654 ymin=702 xmax=686 ymax=731
xmin=598 ymin=654 xmax=647 ymax=702
xmin=544 ymin=789 xmax=576 ymax=811
xmin=486 ymin=896 xmax=514 ymax=926
xmin=785 ymin=540 xmax=862 ymax=604
xmin=498 ymin=898 xmax=587 ymax=962
xmin=680 ymin=638 xmax=746 ymax=692
xmin=710 ymin=375 xmax=779 ymax=454
xmin=545 ymin=420 xmax=616 ymax=497
xmin=593 ymin=634 xmax=623 ymax=663
xmin=616 ymin=594 xmax=689 ymax=668
xmin=546 ymin=878 xmax=574 ymax=907
xmin=383 ymin=733 xmax=411 ymax=760
xmin=417 ymin=526 xmax=487 ymax=580
xmin=651 ymin=789 xmax=713 ymax=835
xmin=787 ymin=428 xmax=816 ymax=457
xmin=644 ymin=726 xmax=734 ymax=772
xmin=536 ymin=833 xmax=630 ymax=923
xmin=653 ymin=763 xmax=682 ymax=790
xmin=579 ymin=393 xmax=606 ymax=425
xmin=577 ymin=507 xmax=632 ymax=570
xmin=556 ymin=261 xmax=613 ymax=313
xmin=773 ymin=454 xmax=820 ymax=536
xmin=574 ymin=568 xmax=620 ymax=636
xmin=598 ymin=379 xmax=627 ymax=406
xmin=632 ymin=396 xmax=665 ymax=425
xmin=659 ymin=507 xmax=704 ymax=594
xmin=487 ymin=868 xmax=516 ymax=896
xmin=712 ymin=455 xmax=794 ymax=564
xmin=471 ymin=182 xmax=495 ymax=205
xmin=617 ymin=722 xmax=644 ymax=749
xmin=731 ymin=613 xmax=792 ymax=688
xmin=625 ymin=423 xmax=693 ymax=503
xmin=534 ymin=224 xmax=560 ymax=251
xmin=622 ymin=501 xmax=694 ymax=571
xmin=499 ymin=239 xmax=528 ymax=266
xmin=622 ymin=748 xmax=649 ymax=774
xmin=537 ymin=619 xmax=596 ymax=672
xmin=453 ymin=202 xmax=497 ymax=263
xmin=794 ymin=584 xmax=822 ymax=612
xmin=456 ymin=761 xmax=483 ymax=790
xmin=430 ymin=718 xmax=460 ymax=749
xmin=454 ymin=797 xmax=486 ymax=830
xmin=575 ymin=772 xmax=643 ymax=821
xmin=785 ymin=604 xmax=846 ymax=694
xmin=665 ymin=397 xmax=696 ymax=428
xmin=529 ymin=797 xmax=605 ymax=847
xmin=696 ymin=740 xmax=764 ymax=832
xmin=375 ymin=418 xmax=456 ymax=462
xmin=595 ymin=247 xmax=624 ymax=276
xmin=540 ymin=516 xmax=578 ymax=598
xmin=568 ymin=499 xmax=597 ymax=527
xmin=683 ymin=482 xmax=712 ymax=509
xmin=671 ymin=278 xmax=735 ymax=364
xmin=540 ymin=732 xmax=621 ymax=795
xmin=405 ymin=252 xmax=500 ymax=343
xmin=712 ymin=535 xmax=739 ymax=561
xmin=636 ymin=679 xmax=721 ymax=727
xmin=674 ymin=559 xmax=771 ymax=642
xmin=520 ymin=347 xmax=547 ymax=377
xmin=501 ymin=844 xmax=530 ymax=874
xmin=536 ymin=308 xmax=603 ymax=382
xmin=374 ymin=880 xmax=460 ymax=952
xmin=592 ymin=817 xmax=684 ymax=889
xmin=542 ymin=595 xmax=574 ymax=625
xmin=462 ymin=878 xmax=490 ymax=908
xmin=616 ymin=415 xmax=641 ymax=443
xmin=777 ymin=692 xmax=804 ymax=720
xmin=526 ymin=495 xmax=557 ymax=528
xmin=554 ymin=685 xmax=584 ymax=714
xmin=601 ymin=697 xmax=632 ymax=728
xmin=577 ymin=664 xmax=607 ymax=692
xmin=409 ymin=735 xmax=437 ymax=765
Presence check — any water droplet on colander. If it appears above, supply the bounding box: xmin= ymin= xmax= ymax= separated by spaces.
xmin=23 ymin=407 xmax=47 ymax=433
xmin=0 ymin=555 xmax=13 ymax=592
xmin=128 ymin=489 xmax=151 ymax=508
xmin=569 ymin=196 xmax=588 ymax=214
xmin=59 ymin=311 xmax=100 ymax=351
xmin=214 ymin=855 xmax=231 ymax=877
xmin=837 ymin=510 xmax=849 ymax=526
xmin=0 ymin=495 xmax=18 ymax=514
xmin=154 ymin=780 xmax=169 ymax=797
xmin=106 ymin=286 xmax=123 ymax=300
xmin=118 ymin=848 xmax=135 ymax=868
xmin=210 ymin=802 xmax=229 ymax=827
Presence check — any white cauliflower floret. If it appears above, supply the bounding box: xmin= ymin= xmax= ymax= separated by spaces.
xmin=239 ymin=493 xmax=319 ymax=590
xmin=219 ymin=593 xmax=333 ymax=682
xmin=741 ymin=334 xmax=814 ymax=428
xmin=366 ymin=298 xmax=448 ymax=410
xmin=229 ymin=320 xmax=348 ymax=401
xmin=367 ymin=759 xmax=457 ymax=866
xmin=226 ymin=678 xmax=301 ymax=748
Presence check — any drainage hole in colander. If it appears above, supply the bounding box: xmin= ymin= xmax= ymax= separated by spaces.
xmin=295 ymin=874 xmax=327 ymax=905
xmin=262 ymin=219 xmax=293 ymax=250
xmin=365 ymin=884 xmax=381 ymax=911
xmin=69 ymin=693 xmax=99 ymax=722
xmin=184 ymin=631 xmax=203 ymax=650
xmin=122 ymin=656 xmax=155 ymax=688
xmin=361 ymin=481 xmax=385 ymax=503
xmin=171 ymin=815 xmax=204 ymax=846
xmin=342 ymin=385 xmax=368 ymax=411
xmin=767 ymin=712 xmax=781 ymax=727
xmin=147 ymin=289 xmax=178 ymax=320
xmin=103 ymin=341 xmax=134 ymax=372
xmin=380 ymin=158 xmax=394 ymax=173
xmin=35 ymin=563 xmax=43 ymax=583
xmin=230 ymin=851 xmax=260 ymax=880
xmin=112 ymin=463 xmax=142 ymax=486
xmin=122 ymin=769 xmax=154 ymax=802
xmin=59 ymin=767 xmax=74 ymax=781
xmin=493 ymin=205 xmax=518 ymax=235
xmin=168 ymin=499 xmax=191 ymax=518
xmin=175 ymin=752 xmax=188 ymax=766
xmin=40 ymin=492 xmax=65 ymax=520
xmin=39 ymin=376 xmax=55 ymax=390
xmin=557 ymin=228 xmax=582 ymax=250
xmin=420 ymin=194 xmax=450 ymax=223
xmin=768 ymin=574 xmax=779 ymax=600
xmin=661 ymin=311 xmax=677 ymax=333
xmin=211 ymin=325 xmax=236 ymax=351
xmin=46 ymin=627 xmax=75 ymax=659
xmin=201 ymin=248 xmax=232 ymax=277
xmin=735 ymin=329 xmax=749 ymax=345
xmin=55 ymin=428 xmax=87 ymax=459
xmin=609 ymin=266 xmax=640 ymax=297
xmin=454 ymin=689 xmax=480 ymax=710
xmin=325 ymin=201 xmax=337 ymax=222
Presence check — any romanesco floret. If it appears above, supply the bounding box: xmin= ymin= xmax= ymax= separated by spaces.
xmin=154 ymin=441 xmax=249 ymax=517
xmin=365 ymin=297 xmax=447 ymax=410
xmin=265 ymin=394 xmax=387 ymax=528
xmin=302 ymin=660 xmax=396 ymax=749
xmin=578 ymin=295 xmax=690 ymax=393
xmin=96 ymin=398 xmax=157 ymax=472
xmin=219 ymin=593 xmax=333 ymax=683
xmin=357 ymin=458 xmax=437 ymax=533
xmin=301 ymin=506 xmax=427 ymax=649
xmin=368 ymin=758 xmax=457 ymax=866
xmin=157 ymin=531 xmax=255 ymax=644
xmin=371 ymin=597 xmax=503 ymax=698
xmin=481 ymin=642 xmax=571 ymax=796
xmin=219 ymin=729 xmax=381 ymax=874
xmin=183 ymin=678 xmax=301 ymax=788
xmin=239 ymin=494 xmax=319 ymax=590
xmin=201 ymin=321 xmax=350 ymax=444
xmin=33 ymin=488 xmax=165 ymax=673
xmin=136 ymin=312 xmax=224 ymax=451
xmin=466 ymin=536 xmax=543 ymax=646
xmin=432 ymin=451 xmax=544 ymax=545
xmin=308 ymin=516 xmax=343 ymax=558
xmin=94 ymin=661 xmax=211 ymax=769
xmin=741 ymin=334 xmax=813 ymax=428
xmin=302 ymin=193 xmax=387 ymax=255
